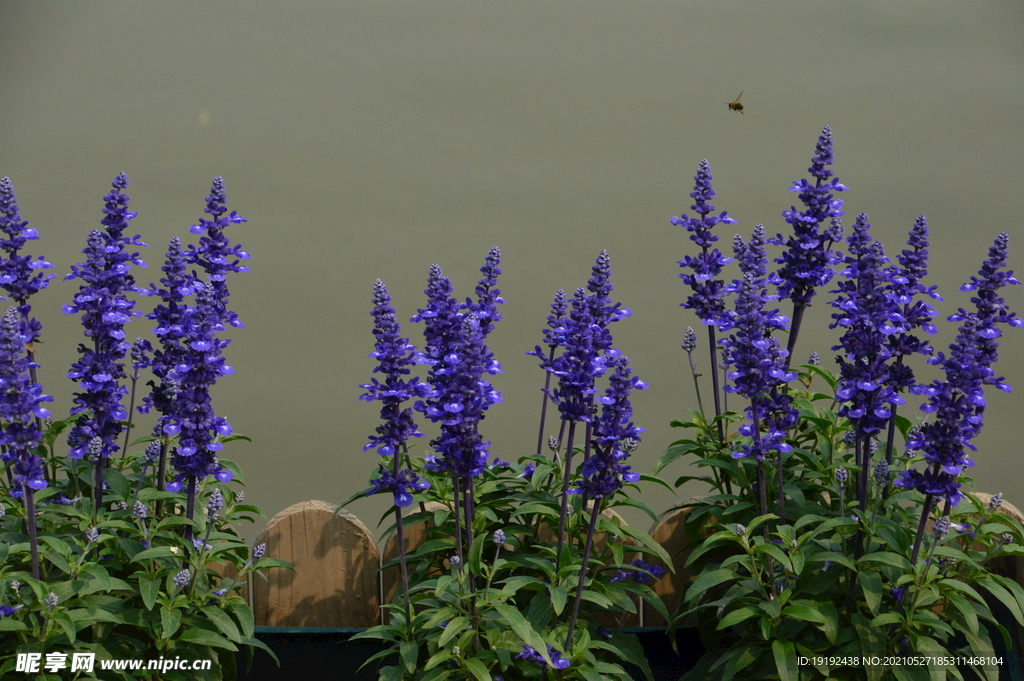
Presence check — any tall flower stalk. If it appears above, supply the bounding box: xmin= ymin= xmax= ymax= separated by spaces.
xmin=0 ymin=307 xmax=52 ymax=578
xmin=719 ymin=225 xmax=796 ymax=530
xmin=528 ymin=289 xmax=568 ymax=457
xmin=564 ymin=352 xmax=644 ymax=649
xmin=164 ymin=178 xmax=246 ymax=536
xmin=673 ymin=161 xmax=737 ymax=449
xmin=771 ymin=126 xmax=847 ymax=365
xmin=414 ymin=251 xmax=504 ymax=566
xmin=897 ymin=233 xmax=1021 ymax=566
xmin=0 ymin=177 xmax=54 ymax=443
xmin=64 ymin=174 xmax=147 ymax=523
xmin=360 ymin=279 xmax=430 ymax=623
xmin=829 ymin=214 xmax=903 ymax=538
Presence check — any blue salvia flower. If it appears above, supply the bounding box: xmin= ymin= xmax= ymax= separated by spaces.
xmin=829 ymin=214 xmax=905 ymax=436
xmin=610 ymin=558 xmax=666 ymax=584
xmin=426 ymin=313 xmax=502 ymax=478
xmin=185 ymin=176 xmax=249 ymax=330
xmin=718 ymin=225 xmax=797 ymax=461
xmin=527 ymin=288 xmax=570 ymax=369
xmin=413 ymin=257 xmax=503 ymax=479
xmin=884 ymin=216 xmax=941 ymax=393
xmin=140 ymin=236 xmax=197 ymax=419
xmin=587 ymin=250 xmax=632 ymax=352
xmin=464 ymin=246 xmax=504 ymax=339
xmin=365 ymin=464 xmax=430 ymax=508
xmin=164 ymin=180 xmax=247 ymax=490
xmin=360 ymin=279 xmax=430 ymax=459
xmin=896 ymin=234 xmax=1020 ymax=506
xmin=0 ymin=307 xmax=52 ymax=492
xmin=577 ymin=353 xmax=646 ymax=499
xmin=516 ymin=644 xmax=570 ymax=670
xmin=0 ymin=177 xmax=54 ymax=344
xmin=772 ymin=125 xmax=847 ymax=308
xmin=165 ymin=282 xmax=235 ymax=489
xmin=64 ymin=174 xmax=147 ymax=461
xmin=548 ymin=289 xmax=602 ymax=424
xmin=673 ymin=160 xmax=737 ymax=326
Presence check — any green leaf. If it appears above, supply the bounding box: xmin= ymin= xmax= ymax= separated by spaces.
xmin=549 ymin=584 xmax=567 ymax=616
xmin=229 ymin=601 xmax=256 ymax=639
xmin=860 ymin=571 xmax=883 ymax=616
xmin=139 ymin=574 xmax=160 ymax=610
xmin=772 ymin=640 xmax=798 ymax=681
xmin=463 ymin=658 xmax=491 ymax=681
xmin=686 ymin=568 xmax=738 ymax=604
xmin=468 ymin=533 xmax=485 ymax=576
xmin=439 ymin=616 xmax=469 ymax=647
xmin=853 ymin=613 xmax=886 ymax=681
xmin=400 ymin=639 xmax=418 ymax=674
xmin=179 ymin=627 xmax=239 ymax=651
xmin=0 ymin=619 xmax=27 ymax=631
xmin=857 ymin=551 xmax=912 ymax=571
xmin=493 ymin=604 xmax=550 ymax=665
xmin=103 ymin=467 xmax=132 ymax=502
xmin=160 ymin=608 xmax=182 ymax=639
xmin=203 ymin=606 xmax=242 ymax=643
xmin=155 ymin=516 xmax=200 ymax=531
xmin=132 ymin=546 xmax=184 ymax=562
xmin=604 ymin=633 xmax=654 ymax=681
xmin=976 ymin=575 xmax=1024 ymax=625
xmin=783 ymin=604 xmax=824 ymax=624
xmin=717 ymin=606 xmax=759 ymax=629
xmin=54 ymin=612 xmax=77 ymax=644
xmin=869 ymin=612 xmax=904 ymax=627
xmin=424 ymin=649 xmax=452 ymax=671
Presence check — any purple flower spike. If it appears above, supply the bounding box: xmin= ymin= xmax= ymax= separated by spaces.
xmin=185 ymin=177 xmax=249 ymax=330
xmin=610 ymin=558 xmax=666 ymax=584
xmin=0 ymin=176 xmax=54 ymax=344
xmin=465 ymin=246 xmax=505 ymax=339
xmin=896 ymin=234 xmax=1019 ymax=507
xmin=367 ymin=464 xmax=430 ymax=508
xmin=578 ymin=353 xmax=646 ymax=499
xmin=718 ymin=225 xmax=797 ymax=461
xmin=65 ymin=174 xmax=147 ymax=462
xmin=673 ymin=160 xmax=737 ymax=326
xmin=0 ymin=307 xmax=52 ymax=491
xmin=141 ymin=236 xmax=197 ymax=420
xmin=772 ymin=126 xmax=847 ymax=308
xmin=829 ymin=213 xmax=905 ymax=436
xmin=360 ymin=279 xmax=429 ymax=461
xmin=413 ymin=255 xmax=504 ymax=479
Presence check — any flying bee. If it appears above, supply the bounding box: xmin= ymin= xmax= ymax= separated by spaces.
xmin=727 ymin=91 xmax=744 ymax=115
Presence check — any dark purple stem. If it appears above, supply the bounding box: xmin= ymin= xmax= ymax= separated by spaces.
xmin=555 ymin=420 xmax=578 ymax=571
xmin=566 ymin=500 xmax=602 ymax=650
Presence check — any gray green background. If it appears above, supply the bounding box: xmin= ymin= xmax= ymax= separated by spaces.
xmin=1 ymin=2 xmax=1022 ymax=542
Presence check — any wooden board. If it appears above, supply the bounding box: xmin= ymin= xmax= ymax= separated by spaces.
xmin=251 ymin=500 xmax=379 ymax=627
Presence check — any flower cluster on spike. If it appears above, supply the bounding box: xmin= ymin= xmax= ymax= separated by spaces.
xmin=0 ymin=176 xmax=54 ymax=342
xmin=829 ymin=214 xmax=906 ymax=436
xmin=164 ymin=281 xmax=236 ymax=487
xmin=359 ymin=279 xmax=431 ymax=507
xmin=896 ymin=233 xmax=1021 ymax=506
xmin=184 ymin=176 xmax=250 ymax=329
xmin=576 ymin=352 xmax=646 ymax=498
xmin=771 ymin=126 xmax=847 ymax=308
xmin=139 ymin=236 xmax=195 ymax=420
xmin=0 ymin=307 xmax=52 ymax=493
xmin=546 ymin=252 xmax=634 ymax=424
xmin=672 ymin=160 xmax=737 ymax=326
xmin=414 ymin=249 xmax=504 ymax=479
xmin=360 ymin=280 xmax=430 ymax=457
xmin=64 ymin=174 xmax=147 ymax=461
xmin=886 ymin=216 xmax=941 ymax=390
xmin=718 ymin=225 xmax=797 ymax=461
xmin=162 ymin=178 xmax=247 ymax=489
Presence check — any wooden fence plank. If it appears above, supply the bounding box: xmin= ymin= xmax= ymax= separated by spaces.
xmin=251 ymin=500 xmax=379 ymax=627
